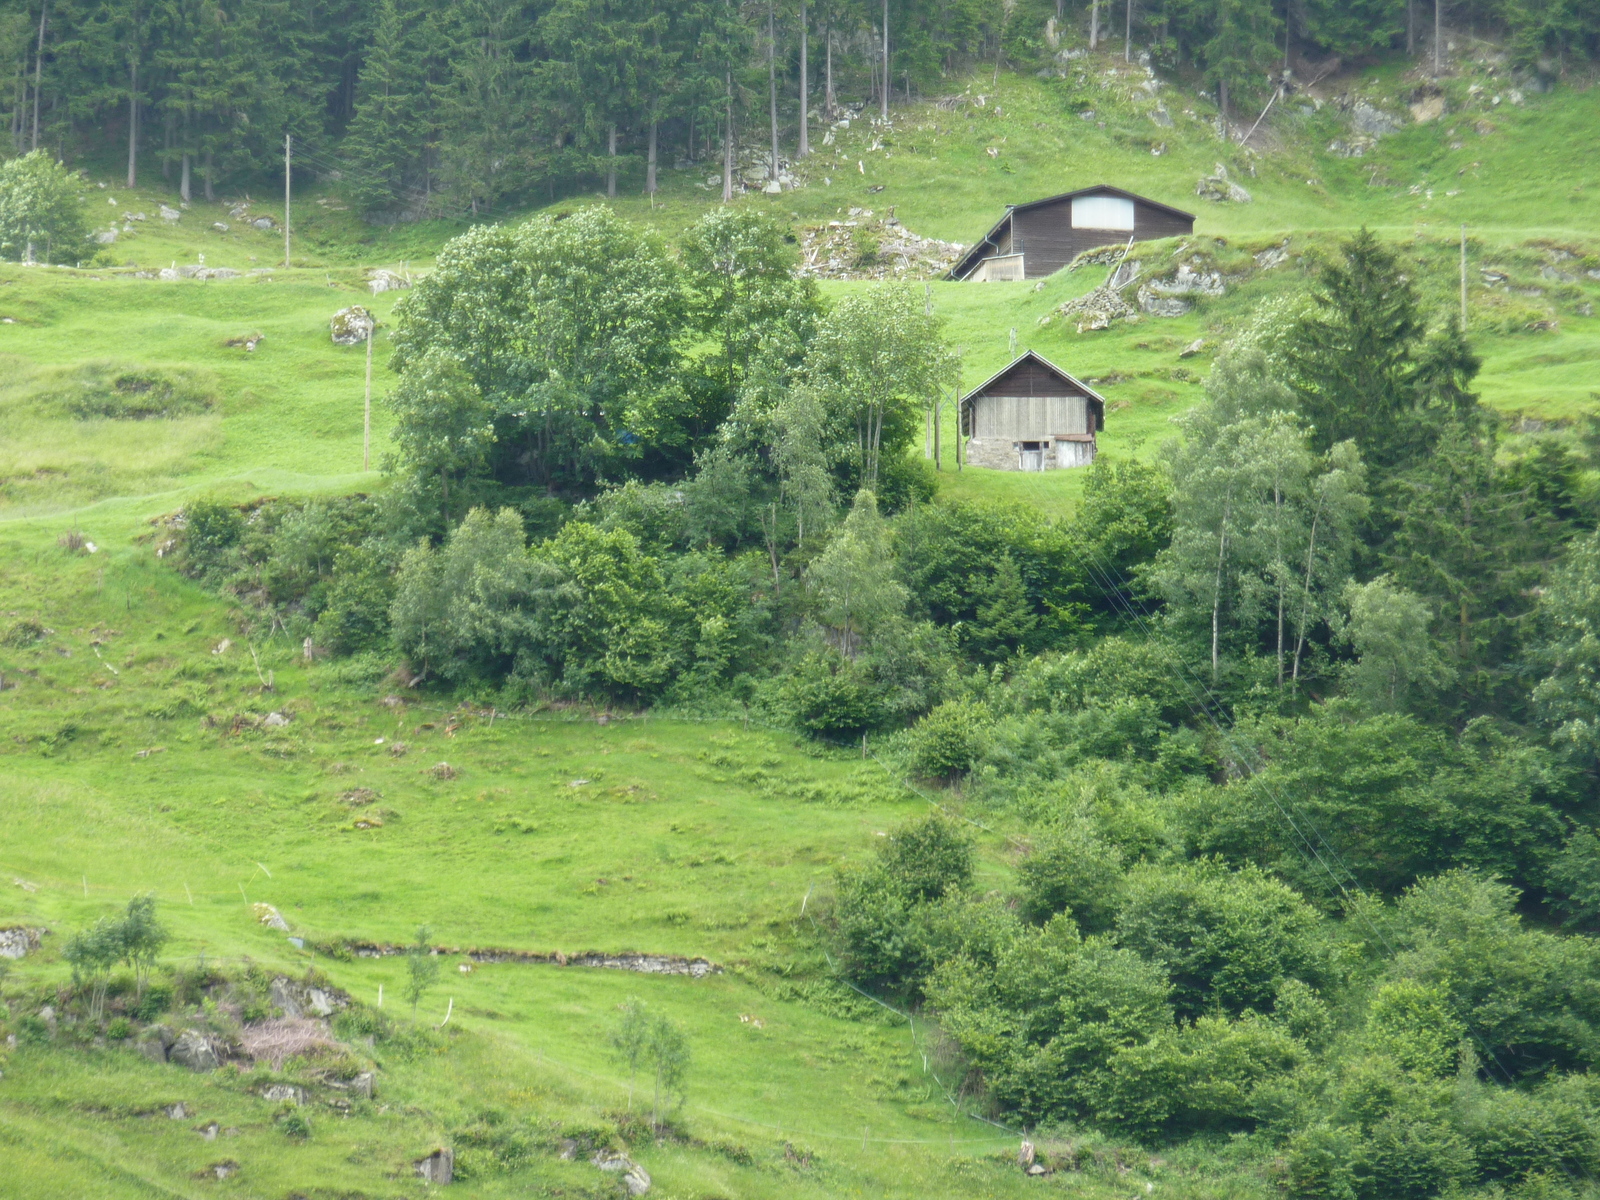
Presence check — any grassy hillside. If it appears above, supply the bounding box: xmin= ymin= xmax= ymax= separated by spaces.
xmin=1 ymin=48 xmax=1598 ymax=1200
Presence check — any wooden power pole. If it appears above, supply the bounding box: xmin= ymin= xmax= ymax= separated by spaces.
xmin=1460 ymin=224 xmax=1468 ymax=327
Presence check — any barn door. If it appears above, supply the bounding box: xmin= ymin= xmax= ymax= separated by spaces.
xmin=1020 ymin=445 xmax=1044 ymax=471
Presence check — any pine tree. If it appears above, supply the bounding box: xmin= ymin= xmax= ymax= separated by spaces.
xmin=344 ymin=0 xmax=436 ymax=213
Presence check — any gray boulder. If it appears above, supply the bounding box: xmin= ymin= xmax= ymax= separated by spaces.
xmin=1350 ymin=100 xmax=1403 ymax=136
xmin=262 ymin=1084 xmax=303 ymax=1105
xmin=414 ymin=1147 xmax=454 ymax=1184
xmin=330 ymin=305 xmax=375 ymax=346
xmin=169 ymin=1030 xmax=220 ymax=1072
xmin=136 ymin=1025 xmax=176 ymax=1064
xmin=268 ymin=977 xmax=303 ymax=1018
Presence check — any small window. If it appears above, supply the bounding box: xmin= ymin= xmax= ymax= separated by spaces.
xmin=1070 ymin=194 xmax=1136 ymax=231
xmin=1020 ymin=441 xmax=1044 ymax=451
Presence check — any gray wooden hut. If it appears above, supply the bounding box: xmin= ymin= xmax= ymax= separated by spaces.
xmin=959 ymin=351 xmax=1106 ymax=471
xmin=949 ymin=185 xmax=1195 ymax=282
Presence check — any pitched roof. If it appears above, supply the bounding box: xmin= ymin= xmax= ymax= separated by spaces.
xmin=949 ymin=184 xmax=1196 ymax=279
xmin=958 ymin=350 xmax=1108 ymax=435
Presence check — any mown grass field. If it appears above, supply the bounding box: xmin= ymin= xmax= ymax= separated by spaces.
xmin=0 ymin=48 xmax=1597 ymax=1199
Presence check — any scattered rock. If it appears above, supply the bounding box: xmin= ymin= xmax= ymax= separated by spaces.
xmin=1410 ymin=93 xmax=1446 ymax=124
xmin=331 ymin=1071 xmax=375 ymax=1099
xmin=1350 ymin=100 xmax=1403 ymax=136
xmin=1019 ymin=1141 xmax=1036 ymax=1167
xmin=1136 ymin=292 xmax=1192 ymax=316
xmin=169 ymin=1030 xmax=221 ymax=1072
xmin=253 ymin=903 xmax=290 ymax=931
xmin=1541 ymin=266 xmax=1578 ymax=282
xmin=558 ymin=1138 xmax=579 ymax=1160
xmin=305 ymin=988 xmax=336 ymax=1017
xmin=0 ymin=927 xmax=44 ymax=959
xmin=1196 ymin=162 xmax=1252 ymax=203
xmin=195 ymin=1122 xmax=219 ymax=1140
xmin=159 ymin=205 xmax=181 ymax=222
xmin=262 ymin=711 xmax=290 ymax=727
xmin=200 ymin=1161 xmax=239 ymax=1181
xmin=212 ymin=639 xmax=232 ymax=655
xmin=95 ymin=229 xmax=118 ymax=244
xmin=1147 ymin=262 xmax=1227 ymax=298
xmin=414 ymin=1147 xmax=454 ymax=1184
xmin=1253 ymin=245 xmax=1290 ymax=270
xmin=388 ymin=741 xmax=409 ymax=758
xmin=268 ymin=977 xmax=303 ymax=1018
xmin=429 ymin=762 xmax=457 ymax=781
xmin=261 ymin=1084 xmax=304 ymax=1105
xmin=1027 ymin=1162 xmax=1048 ymax=1175
xmin=1179 ymin=338 xmax=1206 ymax=358
xmin=624 ymin=1163 xmax=652 ymax=1195
xmin=137 ymin=1025 xmax=176 ymax=1063
xmin=165 ymin=1102 xmax=189 ymax=1119
xmin=330 ymin=305 xmax=375 ymax=346
xmin=252 ymin=216 xmax=275 ymax=230
xmin=224 ymin=332 xmax=264 ymax=352
xmin=341 ymin=788 xmax=380 ymax=807
xmin=212 ymin=221 xmax=229 ymax=232
xmin=367 ymin=267 xmax=413 ymax=295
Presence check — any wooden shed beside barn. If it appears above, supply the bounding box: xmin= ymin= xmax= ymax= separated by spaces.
xmin=959 ymin=351 xmax=1106 ymax=471
xmin=949 ymin=185 xmax=1195 ymax=282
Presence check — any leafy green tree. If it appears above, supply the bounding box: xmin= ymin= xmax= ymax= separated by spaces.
xmin=1074 ymin=455 xmax=1173 ymax=622
xmin=805 ymin=490 xmax=907 ymax=658
xmin=681 ymin=206 xmax=820 ymax=436
xmin=118 ymin=894 xmax=167 ymax=999
xmin=1362 ymin=979 xmax=1464 ymax=1077
xmin=802 ymin=285 xmax=952 ymax=491
xmin=63 ymin=917 xmax=123 ymax=1020
xmin=906 ymin=697 xmax=989 ymax=779
xmin=609 ymin=996 xmax=651 ymax=1109
xmin=771 ymin=647 xmax=882 ymax=738
xmin=0 ymin=150 xmax=89 ymax=263
xmin=1532 ymin=526 xmax=1600 ymax=774
xmin=389 ymin=208 xmax=685 ymax=500
xmin=1340 ymin=576 xmax=1452 ymax=711
xmin=404 ymin=925 xmax=440 ymax=1014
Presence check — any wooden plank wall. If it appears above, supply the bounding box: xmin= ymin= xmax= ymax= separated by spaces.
xmin=973 ymin=394 xmax=1090 ymax=439
xmin=1012 ymin=197 xmax=1194 ymax=278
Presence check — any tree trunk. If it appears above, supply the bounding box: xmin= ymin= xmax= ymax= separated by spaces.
xmin=1434 ymin=0 xmax=1442 ymax=74
xmin=1125 ymin=0 xmax=1132 ymax=62
xmin=203 ymin=147 xmax=213 ymax=201
xmin=161 ymin=106 xmax=171 ymax=179
xmin=767 ymin=1 xmax=779 ymax=181
xmin=1219 ymin=78 xmax=1228 ymax=122
xmin=646 ymin=118 xmax=657 ymax=194
xmin=1211 ymin=515 xmax=1229 ymax=683
xmin=606 ymin=123 xmax=617 ymax=198
xmin=825 ymin=14 xmax=834 ymax=117
xmin=797 ymin=0 xmax=809 ymax=156
xmin=722 ymin=73 xmax=734 ymax=202
xmin=180 ymin=151 xmax=191 ymax=202
xmin=1090 ymin=0 xmax=1099 ymax=48
xmin=1291 ymin=501 xmax=1323 ymax=691
xmin=31 ymin=0 xmax=46 ymax=152
xmin=1407 ymin=0 xmax=1414 ymax=55
xmin=880 ymin=0 xmax=889 ymax=120
xmin=126 ymin=57 xmax=138 ymax=187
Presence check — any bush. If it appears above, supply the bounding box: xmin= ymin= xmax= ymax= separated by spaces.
xmin=906 ymin=699 xmax=989 ymax=779
xmin=1016 ymin=825 xmax=1125 ymax=932
xmin=106 ymin=1016 xmax=133 ymax=1040
xmin=180 ymin=499 xmax=245 ymax=575
xmin=878 ymin=814 xmax=973 ymax=902
xmin=279 ymin=1111 xmax=312 ymax=1140
xmin=1114 ymin=861 xmax=1324 ymax=1020
xmin=772 ymin=650 xmax=882 ymax=738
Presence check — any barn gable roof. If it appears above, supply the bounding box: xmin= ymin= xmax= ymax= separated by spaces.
xmin=959 ymin=350 xmax=1107 ymax=434
xmin=949 ymin=184 xmax=1196 ymax=280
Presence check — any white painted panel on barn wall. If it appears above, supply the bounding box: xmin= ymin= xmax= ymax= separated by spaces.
xmin=1070 ymin=195 xmax=1135 ymax=230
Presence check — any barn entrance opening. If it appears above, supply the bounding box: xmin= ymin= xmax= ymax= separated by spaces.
xmin=1020 ymin=441 xmax=1045 ymax=471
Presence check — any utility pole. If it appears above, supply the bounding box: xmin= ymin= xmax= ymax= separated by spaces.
xmin=1460 ymin=224 xmax=1468 ymax=327
xmin=283 ymin=134 xmax=291 ymax=268
xmin=954 ymin=352 xmax=964 ymax=471
xmin=363 ymin=325 xmax=373 ymax=471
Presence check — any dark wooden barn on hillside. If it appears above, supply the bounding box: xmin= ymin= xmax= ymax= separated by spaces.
xmin=949 ymin=185 xmax=1195 ymax=282
xmin=960 ymin=351 xmax=1106 ymax=471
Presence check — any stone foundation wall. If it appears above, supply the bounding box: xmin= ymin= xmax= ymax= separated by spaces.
xmin=964 ymin=438 xmax=1095 ymax=470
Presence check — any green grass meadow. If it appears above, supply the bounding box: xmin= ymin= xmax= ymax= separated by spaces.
xmin=0 ymin=49 xmax=1597 ymax=1199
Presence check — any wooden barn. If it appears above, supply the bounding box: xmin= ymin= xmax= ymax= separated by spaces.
xmin=959 ymin=351 xmax=1106 ymax=471
xmin=948 ymin=185 xmax=1195 ymax=282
